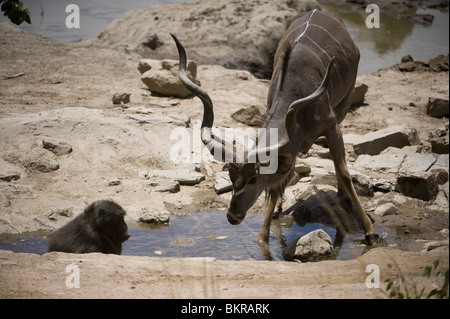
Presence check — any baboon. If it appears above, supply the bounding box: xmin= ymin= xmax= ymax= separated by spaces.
xmin=48 ymin=200 xmax=130 ymax=254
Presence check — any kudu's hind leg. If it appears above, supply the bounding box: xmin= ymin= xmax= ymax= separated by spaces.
xmin=325 ymin=123 xmax=379 ymax=245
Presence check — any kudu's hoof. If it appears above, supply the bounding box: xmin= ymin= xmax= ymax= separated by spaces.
xmin=365 ymin=232 xmax=381 ymax=246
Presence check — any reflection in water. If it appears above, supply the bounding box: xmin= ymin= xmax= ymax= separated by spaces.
xmin=337 ymin=9 xmax=415 ymax=55
xmin=0 ymin=190 xmax=396 ymax=261
xmin=321 ymin=3 xmax=449 ymax=74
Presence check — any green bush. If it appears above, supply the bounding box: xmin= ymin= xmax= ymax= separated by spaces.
xmin=1 ymin=0 xmax=31 ymax=25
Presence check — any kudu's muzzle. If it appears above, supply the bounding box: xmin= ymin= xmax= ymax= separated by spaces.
xmin=227 ymin=211 xmax=244 ymax=225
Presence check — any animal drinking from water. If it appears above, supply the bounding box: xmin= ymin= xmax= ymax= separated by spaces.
xmin=171 ymin=9 xmax=379 ymax=247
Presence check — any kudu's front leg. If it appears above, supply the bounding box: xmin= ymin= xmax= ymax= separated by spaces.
xmin=258 ymin=192 xmax=280 ymax=243
xmin=325 ymin=124 xmax=379 ymax=245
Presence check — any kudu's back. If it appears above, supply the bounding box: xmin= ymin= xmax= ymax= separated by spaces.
xmin=267 ymin=10 xmax=360 ymax=125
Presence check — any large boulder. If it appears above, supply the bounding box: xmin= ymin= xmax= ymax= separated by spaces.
xmin=427 ymin=97 xmax=449 ymax=118
xmin=350 ymin=126 xmax=421 ymax=156
xmin=138 ymin=59 xmax=200 ymax=98
xmin=282 ymin=229 xmax=334 ymax=262
xmin=96 ymin=0 xmax=320 ymax=79
xmin=396 ymin=172 xmax=439 ymax=201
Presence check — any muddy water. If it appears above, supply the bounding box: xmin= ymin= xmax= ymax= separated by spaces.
xmin=0 ymin=211 xmax=397 ymax=261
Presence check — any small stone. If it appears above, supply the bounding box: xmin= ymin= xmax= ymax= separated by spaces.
xmin=108 ymin=179 xmax=122 ymax=186
xmin=146 ymin=169 xmax=205 ymax=185
xmin=42 ymin=140 xmax=72 ymax=156
xmin=401 ymin=55 xmax=413 ymax=63
xmin=374 ymin=203 xmax=399 ymax=216
xmin=294 ymin=163 xmax=311 ymax=175
xmin=350 ymin=83 xmax=368 ymax=105
xmin=230 ymin=105 xmax=265 ymax=126
xmin=112 ymin=93 xmax=131 ymax=104
xmin=27 ymin=149 xmax=59 ymax=172
xmin=422 ymin=239 xmax=449 ymax=252
xmin=138 ymin=208 xmax=170 ymax=224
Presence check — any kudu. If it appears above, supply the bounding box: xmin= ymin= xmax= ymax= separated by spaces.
xmin=171 ymin=9 xmax=379 ymax=245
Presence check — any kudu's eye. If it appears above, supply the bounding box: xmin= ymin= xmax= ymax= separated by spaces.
xmin=248 ymin=176 xmax=257 ymax=185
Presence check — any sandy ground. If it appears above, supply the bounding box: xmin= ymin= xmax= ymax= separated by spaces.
xmin=0 ymin=5 xmax=448 ymax=299
xmin=0 ymin=247 xmax=448 ymax=299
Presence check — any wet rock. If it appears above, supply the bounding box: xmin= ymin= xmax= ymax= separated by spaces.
xmin=112 ymin=92 xmax=131 ymax=105
xmin=138 ymin=208 xmax=170 ymax=224
xmin=350 ymin=83 xmax=368 ymax=105
xmin=146 ymin=169 xmax=205 ymax=186
xmin=396 ymin=172 xmax=439 ymax=201
xmin=282 ymin=229 xmax=334 ymax=262
xmin=26 ymin=149 xmax=59 ymax=172
xmin=214 ymin=171 xmax=232 ymax=195
xmin=351 ymin=126 xmax=421 ymax=155
xmin=374 ymin=203 xmax=399 ymax=216
xmin=427 ymin=97 xmax=449 ymax=118
xmin=42 ymin=140 xmax=72 ymax=156
xmin=0 ymin=159 xmax=22 ymax=181
xmin=230 ymin=105 xmax=265 ymax=127
xmin=139 ymin=59 xmax=200 ymax=98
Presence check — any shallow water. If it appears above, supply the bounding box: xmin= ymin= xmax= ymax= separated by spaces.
xmin=0 ymin=211 xmax=396 ymax=261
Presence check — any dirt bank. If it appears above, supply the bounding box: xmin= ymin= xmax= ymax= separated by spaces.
xmin=0 ymin=248 xmax=448 ymax=298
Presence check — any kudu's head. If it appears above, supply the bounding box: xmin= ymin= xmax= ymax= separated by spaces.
xmin=171 ymin=34 xmax=334 ymax=225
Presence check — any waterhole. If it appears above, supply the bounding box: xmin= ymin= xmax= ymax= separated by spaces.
xmin=0 ymin=211 xmax=397 ymax=261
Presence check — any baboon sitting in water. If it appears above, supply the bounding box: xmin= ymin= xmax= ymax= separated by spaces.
xmin=48 ymin=200 xmax=130 ymax=254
